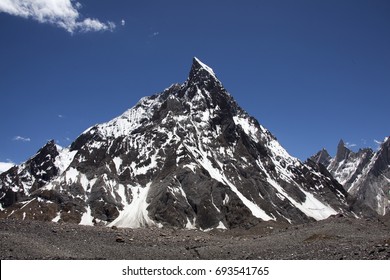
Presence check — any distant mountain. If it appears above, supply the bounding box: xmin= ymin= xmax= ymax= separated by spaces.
xmin=310 ymin=138 xmax=390 ymax=216
xmin=0 ymin=58 xmax=348 ymax=229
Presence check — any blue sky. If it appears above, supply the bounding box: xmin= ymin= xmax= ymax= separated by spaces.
xmin=0 ymin=0 xmax=389 ymax=169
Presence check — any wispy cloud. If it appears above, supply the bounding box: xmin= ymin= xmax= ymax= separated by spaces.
xmin=13 ymin=136 xmax=31 ymax=142
xmin=58 ymin=114 xmax=64 ymax=118
xmin=345 ymin=142 xmax=357 ymax=149
xmin=374 ymin=139 xmax=383 ymax=151
xmin=121 ymin=19 xmax=125 ymax=26
xmin=0 ymin=0 xmax=116 ymax=33
xmin=0 ymin=161 xmax=14 ymax=173
xmin=150 ymin=31 xmax=159 ymax=37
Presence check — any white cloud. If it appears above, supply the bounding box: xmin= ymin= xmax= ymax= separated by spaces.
xmin=0 ymin=161 xmax=14 ymax=173
xmin=74 ymin=1 xmax=82 ymax=10
xmin=374 ymin=139 xmax=383 ymax=151
xmin=13 ymin=136 xmax=31 ymax=142
xmin=80 ymin=17 xmax=115 ymax=32
xmin=345 ymin=142 xmax=357 ymax=148
xmin=0 ymin=0 xmax=116 ymax=33
xmin=121 ymin=19 xmax=125 ymax=26
xmin=150 ymin=31 xmax=159 ymax=37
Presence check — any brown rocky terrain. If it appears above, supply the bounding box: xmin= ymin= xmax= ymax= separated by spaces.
xmin=1 ymin=214 xmax=389 ymax=260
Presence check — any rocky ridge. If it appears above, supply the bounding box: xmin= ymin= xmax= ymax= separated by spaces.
xmin=311 ymin=138 xmax=390 ymax=216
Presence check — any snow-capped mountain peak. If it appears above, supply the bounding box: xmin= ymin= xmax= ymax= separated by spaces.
xmin=1 ymin=58 xmax=349 ymax=229
xmin=192 ymin=57 xmax=217 ymax=79
xmin=187 ymin=57 xmax=223 ymax=89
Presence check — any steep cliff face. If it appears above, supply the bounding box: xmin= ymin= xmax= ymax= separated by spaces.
xmin=350 ymin=138 xmax=390 ymax=216
xmin=0 ymin=58 xmax=348 ymax=229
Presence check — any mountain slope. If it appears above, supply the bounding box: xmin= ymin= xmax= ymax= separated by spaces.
xmin=311 ymin=138 xmax=390 ymax=215
xmin=0 ymin=58 xmax=348 ymax=229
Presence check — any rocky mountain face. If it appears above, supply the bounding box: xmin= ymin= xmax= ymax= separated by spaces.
xmin=311 ymin=138 xmax=390 ymax=216
xmin=0 ymin=58 xmax=349 ymax=230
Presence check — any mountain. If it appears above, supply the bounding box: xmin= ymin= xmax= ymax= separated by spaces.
xmin=0 ymin=58 xmax=349 ymax=229
xmin=310 ymin=138 xmax=390 ymax=216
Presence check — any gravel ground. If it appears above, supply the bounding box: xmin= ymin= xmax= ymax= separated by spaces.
xmin=1 ymin=215 xmax=389 ymax=260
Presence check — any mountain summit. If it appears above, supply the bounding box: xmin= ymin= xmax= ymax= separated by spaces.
xmin=0 ymin=58 xmax=348 ymax=229
xmin=189 ymin=57 xmax=218 ymax=81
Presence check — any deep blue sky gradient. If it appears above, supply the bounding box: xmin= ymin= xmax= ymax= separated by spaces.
xmin=1 ymin=0 xmax=389 ymax=164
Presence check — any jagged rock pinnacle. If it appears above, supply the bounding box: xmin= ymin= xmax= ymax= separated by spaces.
xmin=336 ymin=139 xmax=350 ymax=162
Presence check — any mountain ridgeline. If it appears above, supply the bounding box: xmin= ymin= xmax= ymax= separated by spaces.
xmin=310 ymin=138 xmax=390 ymax=216
xmin=0 ymin=58 xmax=368 ymax=230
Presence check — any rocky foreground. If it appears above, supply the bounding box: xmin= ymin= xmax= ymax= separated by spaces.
xmin=1 ymin=215 xmax=389 ymax=260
